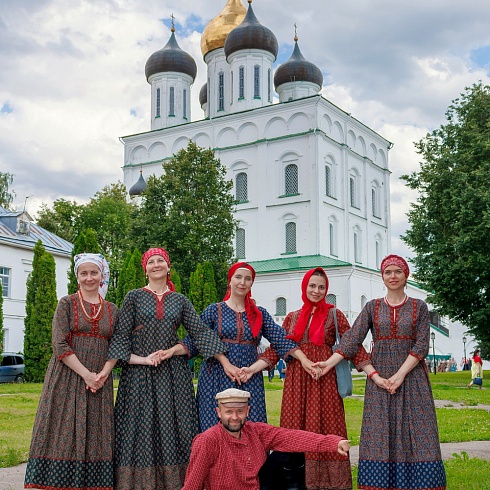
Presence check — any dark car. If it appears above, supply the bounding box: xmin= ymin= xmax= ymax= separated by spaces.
xmin=0 ymin=353 xmax=25 ymax=383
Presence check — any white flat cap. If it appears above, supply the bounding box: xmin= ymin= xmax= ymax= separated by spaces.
xmin=215 ymin=388 xmax=251 ymax=406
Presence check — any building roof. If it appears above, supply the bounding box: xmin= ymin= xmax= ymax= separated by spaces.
xmin=128 ymin=170 xmax=148 ymax=196
xmin=248 ymin=255 xmax=352 ymax=274
xmin=0 ymin=206 xmax=72 ymax=256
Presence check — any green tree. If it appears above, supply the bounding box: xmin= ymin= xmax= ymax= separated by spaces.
xmin=68 ymin=228 xmax=101 ymax=294
xmin=24 ymin=242 xmax=58 ymax=382
xmin=133 ymin=141 xmax=236 ymax=293
xmin=116 ymin=248 xmax=145 ymax=307
xmin=36 ymin=198 xmax=82 ymax=242
xmin=0 ymin=171 xmax=14 ymax=209
xmin=189 ymin=262 xmax=219 ymax=314
xmin=402 ymin=82 xmax=490 ymax=357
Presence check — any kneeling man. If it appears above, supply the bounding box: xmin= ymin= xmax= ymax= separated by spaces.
xmin=182 ymin=388 xmax=350 ymax=490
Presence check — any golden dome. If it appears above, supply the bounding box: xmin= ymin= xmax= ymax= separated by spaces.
xmin=201 ymin=0 xmax=247 ymax=57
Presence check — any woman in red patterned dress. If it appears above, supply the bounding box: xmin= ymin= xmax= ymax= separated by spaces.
xmin=245 ymin=267 xmax=370 ymax=489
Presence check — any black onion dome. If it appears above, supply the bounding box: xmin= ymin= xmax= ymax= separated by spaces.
xmin=129 ymin=172 xmax=147 ymax=196
xmin=224 ymin=3 xmax=278 ymax=59
xmin=145 ymin=30 xmax=197 ymax=81
xmin=199 ymin=83 xmax=208 ymax=107
xmin=274 ymin=41 xmax=323 ymax=89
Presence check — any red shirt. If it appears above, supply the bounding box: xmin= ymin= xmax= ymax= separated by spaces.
xmin=182 ymin=422 xmax=344 ymax=490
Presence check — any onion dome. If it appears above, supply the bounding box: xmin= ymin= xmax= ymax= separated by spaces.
xmin=129 ymin=170 xmax=147 ymax=197
xmin=201 ymin=0 xmax=247 ymax=57
xmin=224 ymin=1 xmax=278 ymax=60
xmin=274 ymin=37 xmax=323 ymax=89
xmin=199 ymin=83 xmax=208 ymax=107
xmin=145 ymin=27 xmax=197 ymax=81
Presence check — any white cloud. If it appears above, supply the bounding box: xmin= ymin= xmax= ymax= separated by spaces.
xmin=1 ymin=0 xmax=490 ymax=254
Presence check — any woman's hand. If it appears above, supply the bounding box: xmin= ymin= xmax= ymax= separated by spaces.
xmin=299 ymin=357 xmax=319 ymax=379
xmin=238 ymin=367 xmax=254 ymax=383
xmin=337 ymin=439 xmax=350 ymax=456
xmin=385 ymin=372 xmax=405 ymax=394
xmin=311 ymin=360 xmax=334 ymax=379
xmin=215 ymin=354 xmax=243 ymax=384
xmin=84 ymin=371 xmax=104 ymax=392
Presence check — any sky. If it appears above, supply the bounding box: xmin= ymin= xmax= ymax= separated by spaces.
xmin=1 ymin=0 xmax=490 ymax=258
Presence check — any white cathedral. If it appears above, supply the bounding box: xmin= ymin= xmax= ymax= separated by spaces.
xmin=121 ymin=0 xmax=465 ymax=359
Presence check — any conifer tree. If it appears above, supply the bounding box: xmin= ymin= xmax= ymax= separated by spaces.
xmin=68 ymin=228 xmax=100 ymax=294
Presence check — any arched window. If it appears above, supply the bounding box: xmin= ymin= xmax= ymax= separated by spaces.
xmin=239 ymin=66 xmax=245 ymax=99
xmin=231 ymin=71 xmax=234 ymax=103
xmin=156 ymin=88 xmax=161 ymax=117
xmin=329 ymin=222 xmax=337 ymax=256
xmin=285 ymin=222 xmax=296 ymax=253
xmin=236 ymin=172 xmax=248 ymax=202
xmin=169 ymin=87 xmax=175 ymax=116
xmin=276 ymin=297 xmax=287 ymax=316
xmin=326 ymin=293 xmax=337 ymax=306
xmin=349 ymin=177 xmax=356 ymax=207
xmin=254 ymin=65 xmax=260 ymax=98
xmin=325 ymin=166 xmax=332 ymax=197
xmin=268 ymin=68 xmax=271 ymax=102
xmin=285 ymin=164 xmax=298 ymax=195
xmin=218 ymin=72 xmax=225 ymax=111
xmin=354 ymin=231 xmax=361 ymax=263
xmin=375 ymin=239 xmax=381 ymax=268
xmin=361 ymin=295 xmax=367 ymax=309
xmin=183 ymin=89 xmax=187 ymax=118
xmin=236 ymin=228 xmax=246 ymax=259
xmin=372 ymin=187 xmax=380 ymax=217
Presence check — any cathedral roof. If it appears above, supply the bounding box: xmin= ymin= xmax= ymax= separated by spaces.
xmin=274 ymin=39 xmax=323 ymax=89
xmin=199 ymin=83 xmax=208 ymax=107
xmin=129 ymin=171 xmax=148 ymax=196
xmin=224 ymin=1 xmax=278 ymax=60
xmin=201 ymin=0 xmax=247 ymax=58
xmin=145 ymin=29 xmax=197 ymax=81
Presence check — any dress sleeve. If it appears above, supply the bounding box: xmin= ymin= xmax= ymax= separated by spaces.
xmin=180 ymin=304 xmax=217 ymax=359
xmin=409 ymin=300 xmax=430 ymax=360
xmin=336 ymin=301 xmax=373 ymax=360
xmin=259 ymin=311 xmax=296 ymax=367
xmin=334 ymin=309 xmax=370 ymax=370
xmin=180 ymin=297 xmax=227 ymax=360
xmin=259 ymin=308 xmax=298 ymax=361
xmin=107 ymin=290 xmax=136 ymax=363
xmin=182 ymin=433 xmax=216 ymax=490
xmin=52 ymin=296 xmax=75 ymax=361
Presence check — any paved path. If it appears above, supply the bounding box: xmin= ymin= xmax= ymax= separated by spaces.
xmin=2 ymin=400 xmax=489 ymax=490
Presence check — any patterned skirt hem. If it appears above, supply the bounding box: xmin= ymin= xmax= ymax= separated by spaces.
xmin=359 ymin=486 xmax=446 ymax=490
xmin=25 ymin=486 xmax=112 ymax=490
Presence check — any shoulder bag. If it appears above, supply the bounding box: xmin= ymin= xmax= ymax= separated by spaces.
xmin=332 ymin=308 xmax=353 ymax=398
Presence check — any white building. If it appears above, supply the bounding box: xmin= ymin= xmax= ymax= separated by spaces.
xmin=0 ymin=206 xmax=72 ymax=353
xmin=122 ymin=0 xmax=479 ymax=367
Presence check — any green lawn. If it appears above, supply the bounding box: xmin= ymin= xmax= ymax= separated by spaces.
xmin=1 ymin=370 xmax=489 ymax=489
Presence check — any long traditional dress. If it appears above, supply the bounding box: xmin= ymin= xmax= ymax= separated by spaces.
xmin=262 ymin=308 xmax=369 ymax=490
xmin=108 ymin=288 xmax=226 ymax=490
xmin=338 ymin=297 xmax=446 ymax=490
xmin=182 ymin=302 xmax=297 ymax=431
xmin=25 ymin=294 xmax=117 ymax=490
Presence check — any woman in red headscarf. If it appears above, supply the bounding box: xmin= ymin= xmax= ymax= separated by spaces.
xmin=247 ymin=267 xmax=370 ymax=489
xmin=97 ymin=248 xmax=229 ymax=490
xmin=181 ymin=262 xmax=315 ymax=432
xmin=312 ymin=255 xmax=446 ymax=490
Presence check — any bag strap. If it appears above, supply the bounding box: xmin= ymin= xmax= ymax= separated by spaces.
xmin=332 ymin=307 xmax=340 ymax=345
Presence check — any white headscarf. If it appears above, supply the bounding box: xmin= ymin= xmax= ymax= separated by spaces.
xmin=74 ymin=253 xmax=110 ymax=299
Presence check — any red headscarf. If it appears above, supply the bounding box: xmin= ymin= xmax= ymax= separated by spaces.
xmin=141 ymin=247 xmax=176 ymax=292
xmin=380 ymin=254 xmax=410 ymax=278
xmin=286 ymin=267 xmax=334 ymax=346
xmin=223 ymin=262 xmax=263 ymax=337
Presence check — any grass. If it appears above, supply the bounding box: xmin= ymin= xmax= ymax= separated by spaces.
xmin=1 ymin=370 xmax=489 ymax=487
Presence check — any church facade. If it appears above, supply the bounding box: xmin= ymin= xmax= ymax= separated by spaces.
xmin=121 ymin=0 xmax=461 ymax=357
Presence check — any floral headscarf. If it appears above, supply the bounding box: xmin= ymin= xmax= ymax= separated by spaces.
xmin=286 ymin=267 xmax=334 ymax=346
xmin=141 ymin=247 xmax=175 ymax=291
xmin=74 ymin=253 xmax=110 ymax=299
xmin=380 ymin=254 xmax=410 ymax=278
xmin=224 ymin=262 xmax=263 ymax=337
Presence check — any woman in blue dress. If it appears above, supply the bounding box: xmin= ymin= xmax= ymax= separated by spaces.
xmin=182 ymin=262 xmax=314 ymax=431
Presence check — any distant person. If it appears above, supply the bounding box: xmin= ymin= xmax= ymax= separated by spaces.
xmin=181 ymin=388 xmax=350 ymax=490
xmin=278 ymin=357 xmax=287 ymax=382
xmin=312 ymin=255 xmax=446 ymax=490
xmin=468 ymin=349 xmax=483 ymax=390
xmin=25 ymin=253 xmax=117 ymax=490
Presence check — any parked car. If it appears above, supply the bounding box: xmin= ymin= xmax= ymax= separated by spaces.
xmin=0 ymin=352 xmax=25 ymax=383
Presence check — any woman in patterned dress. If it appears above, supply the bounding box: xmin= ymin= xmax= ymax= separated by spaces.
xmin=247 ymin=267 xmax=370 ymax=490
xmin=97 ymin=248 xmax=230 ymax=490
xmin=182 ymin=262 xmax=315 ymax=432
xmin=313 ymin=255 xmax=447 ymax=490
xmin=25 ymin=253 xmax=117 ymax=490
xmin=468 ymin=348 xmax=483 ymax=389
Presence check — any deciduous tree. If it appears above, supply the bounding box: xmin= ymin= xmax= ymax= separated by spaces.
xmin=0 ymin=171 xmax=14 ymax=209
xmin=402 ymin=82 xmax=490 ymax=357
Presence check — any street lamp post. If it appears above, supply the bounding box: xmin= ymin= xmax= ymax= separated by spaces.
xmin=431 ymin=332 xmax=436 ymax=375
xmin=463 ymin=336 xmax=467 ymax=370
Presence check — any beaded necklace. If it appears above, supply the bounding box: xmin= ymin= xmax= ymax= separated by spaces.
xmin=77 ymin=289 xmax=104 ymax=322
xmin=145 ymin=285 xmax=169 ymax=297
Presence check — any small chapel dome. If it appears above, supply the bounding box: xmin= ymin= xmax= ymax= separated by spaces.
xmin=224 ymin=1 xmax=278 ymax=60
xmin=199 ymin=83 xmax=208 ymax=107
xmin=201 ymin=0 xmax=247 ymax=58
xmin=129 ymin=171 xmax=148 ymax=197
xmin=145 ymin=28 xmax=197 ymax=82
xmin=274 ymin=38 xmax=323 ymax=90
